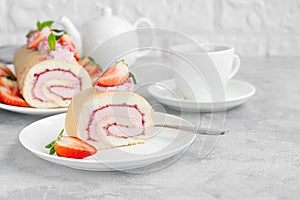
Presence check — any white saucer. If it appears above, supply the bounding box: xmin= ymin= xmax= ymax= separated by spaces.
xmin=147 ymin=79 xmax=255 ymax=112
xmin=19 ymin=112 xmax=195 ymax=171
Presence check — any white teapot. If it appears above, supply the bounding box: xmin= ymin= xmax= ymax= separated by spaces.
xmin=81 ymin=7 xmax=154 ymax=68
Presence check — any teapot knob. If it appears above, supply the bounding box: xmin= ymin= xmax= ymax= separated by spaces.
xmin=102 ymin=7 xmax=112 ymax=17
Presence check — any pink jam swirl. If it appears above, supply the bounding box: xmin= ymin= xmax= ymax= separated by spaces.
xmin=32 ymin=69 xmax=82 ymax=102
xmin=86 ymin=104 xmax=145 ymax=141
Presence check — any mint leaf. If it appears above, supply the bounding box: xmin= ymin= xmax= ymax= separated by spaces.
xmin=48 ymin=33 xmax=56 ymax=51
xmin=43 ymin=21 xmax=54 ymax=27
xmin=129 ymin=72 xmax=137 ymax=84
xmin=26 ymin=30 xmax=37 ymax=38
xmin=37 ymin=21 xmax=42 ymax=31
xmin=37 ymin=20 xmax=54 ymax=31
xmin=55 ymin=35 xmax=63 ymax=40
xmin=51 ymin=29 xmax=68 ymax=34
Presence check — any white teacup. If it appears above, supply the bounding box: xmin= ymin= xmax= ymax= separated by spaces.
xmin=169 ymin=43 xmax=240 ymax=102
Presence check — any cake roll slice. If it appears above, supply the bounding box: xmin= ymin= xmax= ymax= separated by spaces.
xmin=65 ymin=88 xmax=154 ymax=149
xmin=14 ymin=45 xmax=92 ymax=108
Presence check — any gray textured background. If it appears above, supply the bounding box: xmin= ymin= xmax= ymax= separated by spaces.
xmin=0 ymin=57 xmax=300 ymax=199
xmin=0 ymin=1 xmax=300 ymax=199
xmin=0 ymin=0 xmax=300 ymax=57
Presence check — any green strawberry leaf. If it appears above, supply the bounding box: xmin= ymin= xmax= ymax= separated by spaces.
xmin=48 ymin=33 xmax=56 ymax=51
xmin=97 ymin=64 xmax=103 ymax=72
xmin=119 ymin=59 xmax=128 ymax=67
xmin=45 ymin=143 xmax=52 ymax=148
xmin=88 ymin=57 xmax=103 ymax=71
xmin=45 ymin=129 xmax=64 ymax=155
xmin=57 ymin=129 xmax=64 ymax=140
xmin=88 ymin=56 xmax=95 ymax=63
xmin=129 ymin=72 xmax=137 ymax=84
xmin=49 ymin=147 xmax=55 ymax=155
xmin=5 ymin=75 xmax=16 ymax=81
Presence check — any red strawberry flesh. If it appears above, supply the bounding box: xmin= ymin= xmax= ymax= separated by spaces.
xmin=0 ymin=86 xmax=29 ymax=107
xmin=0 ymin=63 xmax=16 ymax=79
xmin=96 ymin=60 xmax=129 ymax=87
xmin=28 ymin=31 xmax=43 ymax=49
xmin=54 ymin=136 xmax=97 ymax=159
xmin=0 ymin=76 xmax=19 ymax=96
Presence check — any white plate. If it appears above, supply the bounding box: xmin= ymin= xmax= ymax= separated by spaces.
xmin=19 ymin=112 xmax=196 ymax=171
xmin=148 ymin=79 xmax=255 ymax=112
xmin=0 ymin=64 xmax=68 ymax=115
xmin=0 ymin=103 xmax=67 ymax=115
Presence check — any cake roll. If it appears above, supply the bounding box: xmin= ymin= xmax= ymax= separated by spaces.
xmin=13 ymin=20 xmax=92 ymax=108
xmin=14 ymin=45 xmax=92 ymax=108
xmin=65 ymin=88 xmax=154 ymax=149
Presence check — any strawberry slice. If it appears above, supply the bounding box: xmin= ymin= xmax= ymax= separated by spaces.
xmin=54 ymin=136 xmax=97 ymax=159
xmin=95 ymin=60 xmax=129 ymax=87
xmin=28 ymin=31 xmax=44 ymax=49
xmin=0 ymin=86 xmax=29 ymax=107
xmin=45 ymin=129 xmax=97 ymax=159
xmin=0 ymin=63 xmax=16 ymax=78
xmin=59 ymin=35 xmax=76 ymax=49
xmin=59 ymin=35 xmax=80 ymax=60
xmin=0 ymin=76 xmax=19 ymax=95
xmin=79 ymin=57 xmax=102 ymax=80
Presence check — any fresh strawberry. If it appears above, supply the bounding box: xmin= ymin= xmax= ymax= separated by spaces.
xmin=0 ymin=76 xmax=19 ymax=95
xmin=0 ymin=86 xmax=29 ymax=107
xmin=59 ymin=35 xmax=75 ymax=48
xmin=45 ymin=129 xmax=97 ymax=159
xmin=79 ymin=57 xmax=102 ymax=80
xmin=59 ymin=35 xmax=80 ymax=60
xmin=74 ymin=52 xmax=80 ymax=61
xmin=0 ymin=63 xmax=16 ymax=78
xmin=28 ymin=31 xmax=44 ymax=49
xmin=95 ymin=60 xmax=129 ymax=87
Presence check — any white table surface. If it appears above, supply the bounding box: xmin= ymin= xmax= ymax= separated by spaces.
xmin=0 ymin=57 xmax=299 ymax=199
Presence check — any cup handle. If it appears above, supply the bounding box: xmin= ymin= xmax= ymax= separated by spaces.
xmin=228 ymin=54 xmax=240 ymax=79
xmin=133 ymin=18 xmax=155 ymax=58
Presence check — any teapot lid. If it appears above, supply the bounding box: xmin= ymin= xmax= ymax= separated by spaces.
xmin=92 ymin=6 xmax=132 ymax=30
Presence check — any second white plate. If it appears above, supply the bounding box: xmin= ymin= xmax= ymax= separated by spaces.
xmin=0 ymin=103 xmax=67 ymax=115
xmin=0 ymin=64 xmax=68 ymax=115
